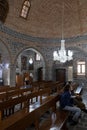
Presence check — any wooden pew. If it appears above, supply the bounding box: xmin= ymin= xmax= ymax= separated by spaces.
xmin=19 ymin=87 xmax=33 ymax=96
xmin=0 ymin=108 xmax=36 ymax=130
xmin=0 ymin=94 xmax=69 ymax=130
xmin=0 ymin=86 xmax=10 ymax=92
xmin=27 ymin=87 xmax=51 ymax=104
xmin=0 ymin=92 xmax=7 ymax=102
xmin=0 ymin=87 xmax=34 ymax=118
xmin=0 ymin=88 xmax=70 ymax=130
xmin=0 ymin=95 xmax=27 ymax=119
xmin=0 ymin=94 xmax=60 ymax=130
xmin=0 ymin=87 xmax=33 ymax=102
xmin=0 ymin=88 xmax=51 ymax=119
xmin=39 ymin=109 xmax=69 ymax=130
xmin=51 ymin=82 xmax=64 ymax=95
xmin=0 ymin=87 xmax=19 ymax=102
xmin=32 ymin=81 xmax=40 ymax=91
xmin=0 ymin=87 xmax=33 ymax=117
xmin=0 ymin=86 xmax=18 ymax=93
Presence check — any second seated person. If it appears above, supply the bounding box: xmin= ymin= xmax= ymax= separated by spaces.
xmin=59 ymin=84 xmax=81 ymax=125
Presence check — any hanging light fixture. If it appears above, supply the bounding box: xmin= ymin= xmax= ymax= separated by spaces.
xmin=29 ymin=58 xmax=33 ymax=64
xmin=53 ymin=0 xmax=73 ymax=63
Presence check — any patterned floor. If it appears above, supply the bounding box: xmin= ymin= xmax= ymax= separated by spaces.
xmin=68 ymin=112 xmax=87 ymax=130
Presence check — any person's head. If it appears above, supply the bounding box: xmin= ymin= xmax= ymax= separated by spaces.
xmin=64 ymin=84 xmax=71 ymax=92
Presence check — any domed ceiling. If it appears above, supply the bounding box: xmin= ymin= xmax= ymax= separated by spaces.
xmin=5 ymin=0 xmax=87 ymax=38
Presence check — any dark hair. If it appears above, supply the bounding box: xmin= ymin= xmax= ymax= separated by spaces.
xmin=64 ymin=84 xmax=70 ymax=91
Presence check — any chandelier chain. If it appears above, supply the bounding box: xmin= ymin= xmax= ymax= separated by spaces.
xmin=62 ymin=0 xmax=64 ymax=40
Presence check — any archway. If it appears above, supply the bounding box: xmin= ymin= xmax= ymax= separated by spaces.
xmin=15 ymin=48 xmax=45 ymax=87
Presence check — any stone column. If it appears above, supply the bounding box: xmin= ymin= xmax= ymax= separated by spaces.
xmin=45 ymin=61 xmax=53 ymax=81
xmin=10 ymin=64 xmax=16 ymax=87
xmin=3 ymin=66 xmax=10 ymax=85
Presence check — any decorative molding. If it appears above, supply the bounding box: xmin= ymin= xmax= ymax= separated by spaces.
xmin=0 ymin=23 xmax=87 ymax=44
xmin=5 ymin=38 xmax=25 ymax=54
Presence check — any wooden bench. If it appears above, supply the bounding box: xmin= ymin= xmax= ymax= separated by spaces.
xmin=0 ymin=88 xmax=51 ymax=119
xmin=28 ymin=94 xmax=70 ymax=130
xmin=39 ymin=109 xmax=69 ymax=130
xmin=0 ymin=95 xmax=27 ymax=119
xmin=0 ymin=92 xmax=7 ymax=102
xmin=0 ymin=86 xmax=18 ymax=93
xmin=0 ymin=94 xmax=59 ymax=130
xmin=0 ymin=89 xmax=70 ymax=130
xmin=27 ymin=87 xmax=51 ymax=104
xmin=0 ymin=87 xmax=34 ymax=102
xmin=0 ymin=108 xmax=36 ymax=130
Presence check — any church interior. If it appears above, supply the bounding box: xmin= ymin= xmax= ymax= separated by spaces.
xmin=0 ymin=0 xmax=87 ymax=130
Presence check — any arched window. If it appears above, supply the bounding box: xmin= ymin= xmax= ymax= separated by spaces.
xmin=0 ymin=0 xmax=9 ymax=23
xmin=35 ymin=53 xmax=41 ymax=61
xmin=77 ymin=61 xmax=85 ymax=76
xmin=20 ymin=0 xmax=31 ymax=19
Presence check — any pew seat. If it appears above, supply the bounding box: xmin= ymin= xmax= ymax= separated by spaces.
xmin=39 ymin=109 xmax=70 ymax=130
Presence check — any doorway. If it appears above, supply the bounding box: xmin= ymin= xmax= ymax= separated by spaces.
xmin=56 ymin=68 xmax=66 ymax=83
xmin=37 ymin=67 xmax=43 ymax=81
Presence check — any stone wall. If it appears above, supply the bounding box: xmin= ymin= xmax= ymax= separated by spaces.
xmin=0 ymin=22 xmax=87 ymax=87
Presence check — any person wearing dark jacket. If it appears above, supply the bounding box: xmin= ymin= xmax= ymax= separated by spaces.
xmin=59 ymin=84 xmax=81 ymax=125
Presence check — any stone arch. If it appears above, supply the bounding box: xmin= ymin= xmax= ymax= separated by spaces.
xmin=14 ymin=47 xmax=46 ymax=82
xmin=0 ymin=39 xmax=11 ymax=64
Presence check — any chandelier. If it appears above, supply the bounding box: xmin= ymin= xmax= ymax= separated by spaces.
xmin=29 ymin=58 xmax=33 ymax=64
xmin=53 ymin=1 xmax=73 ymax=63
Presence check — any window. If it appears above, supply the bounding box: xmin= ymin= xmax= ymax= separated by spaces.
xmin=77 ymin=61 xmax=85 ymax=76
xmin=20 ymin=0 xmax=31 ymax=19
xmin=36 ymin=53 xmax=41 ymax=61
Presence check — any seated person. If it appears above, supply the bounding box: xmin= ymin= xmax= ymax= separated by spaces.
xmin=70 ymin=83 xmax=87 ymax=113
xmin=59 ymin=84 xmax=81 ymax=125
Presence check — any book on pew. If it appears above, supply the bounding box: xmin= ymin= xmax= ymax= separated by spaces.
xmin=74 ymin=86 xmax=82 ymax=94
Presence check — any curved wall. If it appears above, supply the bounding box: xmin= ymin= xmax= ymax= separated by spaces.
xmin=4 ymin=0 xmax=87 ymax=38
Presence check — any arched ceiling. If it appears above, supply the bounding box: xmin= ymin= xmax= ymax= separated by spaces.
xmin=4 ymin=0 xmax=87 ymax=38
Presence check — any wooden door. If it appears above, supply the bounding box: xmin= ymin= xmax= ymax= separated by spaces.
xmin=56 ymin=69 xmax=66 ymax=83
xmin=16 ymin=74 xmax=23 ymax=87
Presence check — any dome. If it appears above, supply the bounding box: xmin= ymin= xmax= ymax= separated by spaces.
xmin=5 ymin=0 xmax=87 ymax=38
